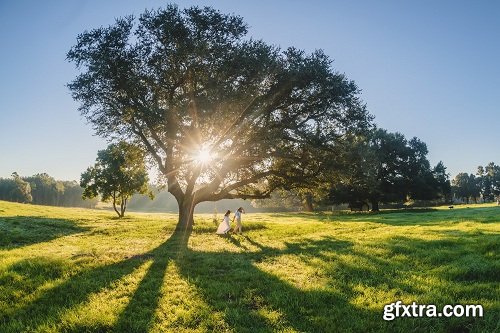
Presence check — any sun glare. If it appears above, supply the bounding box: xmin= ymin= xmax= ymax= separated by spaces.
xmin=194 ymin=147 xmax=214 ymax=164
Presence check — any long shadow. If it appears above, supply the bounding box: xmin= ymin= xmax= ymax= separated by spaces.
xmin=1 ymin=255 xmax=138 ymax=328
xmin=3 ymin=220 xmax=498 ymax=332
xmin=172 ymin=232 xmax=499 ymax=332
xmin=224 ymin=234 xmax=250 ymax=250
xmin=173 ymin=237 xmax=382 ymax=332
xmin=346 ymin=234 xmax=499 ymax=332
xmin=274 ymin=206 xmax=500 ymax=226
xmin=1 ymin=227 xmax=189 ymax=332
xmin=384 ymin=234 xmax=499 ymax=332
xmin=192 ymin=222 xmax=268 ymax=235
xmin=0 ymin=216 xmax=89 ymax=249
xmin=113 ymin=229 xmax=190 ymax=332
xmin=385 ymin=234 xmax=500 ymax=283
xmin=0 ymin=256 xmax=71 ymax=321
xmin=334 ymin=206 xmax=499 ymax=226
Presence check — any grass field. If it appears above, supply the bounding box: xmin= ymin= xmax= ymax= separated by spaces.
xmin=0 ymin=200 xmax=498 ymax=332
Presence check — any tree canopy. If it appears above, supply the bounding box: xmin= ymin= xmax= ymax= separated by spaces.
xmin=329 ymin=129 xmax=450 ymax=210
xmin=452 ymin=173 xmax=480 ymax=204
xmin=67 ymin=5 xmax=371 ymax=228
xmin=476 ymin=162 xmax=500 ymax=202
xmin=0 ymin=173 xmax=32 ymax=204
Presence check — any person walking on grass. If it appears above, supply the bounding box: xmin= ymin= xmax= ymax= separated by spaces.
xmin=216 ymin=210 xmax=231 ymax=235
xmin=232 ymin=207 xmax=245 ymax=234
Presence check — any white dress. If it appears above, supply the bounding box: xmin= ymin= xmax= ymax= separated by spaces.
xmin=216 ymin=215 xmax=231 ymax=234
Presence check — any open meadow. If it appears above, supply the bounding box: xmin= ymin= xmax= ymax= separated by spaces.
xmin=0 ymin=200 xmax=498 ymax=332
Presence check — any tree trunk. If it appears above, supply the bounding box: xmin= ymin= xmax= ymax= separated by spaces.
xmin=371 ymin=200 xmax=380 ymax=212
xmin=120 ymin=196 xmax=127 ymax=217
xmin=176 ymin=195 xmax=196 ymax=232
xmin=112 ymin=197 xmax=121 ymax=218
xmin=303 ymin=193 xmax=314 ymax=212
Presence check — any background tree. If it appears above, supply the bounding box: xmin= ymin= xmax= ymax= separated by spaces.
xmin=251 ymin=189 xmax=305 ymax=211
xmin=477 ymin=162 xmax=500 ymax=202
xmin=60 ymin=180 xmax=99 ymax=208
xmin=328 ymin=133 xmax=377 ymax=210
xmin=431 ymin=161 xmax=452 ymax=202
xmin=23 ymin=173 xmax=59 ymax=206
xmin=251 ymin=188 xmax=330 ymax=212
xmin=0 ymin=178 xmax=17 ymax=202
xmin=9 ymin=172 xmax=32 ymax=203
xmin=328 ymin=129 xmax=446 ymax=210
xmin=67 ymin=5 xmax=371 ymax=229
xmin=80 ymin=142 xmax=152 ymax=217
xmin=452 ymin=173 xmax=480 ymax=204
xmin=0 ymin=173 xmax=98 ymax=208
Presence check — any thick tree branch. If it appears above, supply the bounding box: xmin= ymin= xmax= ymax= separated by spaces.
xmin=185 ymin=164 xmax=202 ymax=197
xmin=203 ymin=190 xmax=272 ymax=202
xmin=195 ymin=170 xmax=276 ymax=203
xmin=223 ymin=170 xmax=275 ymax=193
xmin=131 ymin=119 xmax=184 ymax=201
xmin=130 ymin=122 xmax=165 ymax=173
xmin=163 ymin=111 xmax=185 ymax=201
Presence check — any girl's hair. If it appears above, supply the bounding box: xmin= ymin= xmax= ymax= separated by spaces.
xmin=237 ymin=207 xmax=244 ymax=212
xmin=224 ymin=210 xmax=231 ymax=216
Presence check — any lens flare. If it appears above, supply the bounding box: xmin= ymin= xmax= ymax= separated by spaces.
xmin=194 ymin=146 xmax=214 ymax=164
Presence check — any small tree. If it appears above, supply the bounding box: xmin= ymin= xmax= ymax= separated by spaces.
xmin=81 ymin=142 xmax=152 ymax=217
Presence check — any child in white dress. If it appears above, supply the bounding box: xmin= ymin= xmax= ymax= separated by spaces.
xmin=216 ymin=210 xmax=231 ymax=234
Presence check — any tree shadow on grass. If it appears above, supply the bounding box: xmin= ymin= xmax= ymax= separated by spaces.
xmin=171 ymin=237 xmax=386 ymax=332
xmin=386 ymin=234 xmax=500 ymax=283
xmin=1 ymin=228 xmax=190 ymax=332
xmin=3 ymin=226 xmax=368 ymax=332
xmin=192 ymin=222 xmax=268 ymax=235
xmin=186 ymin=233 xmax=498 ymax=332
xmin=273 ymin=206 xmax=500 ymax=227
xmin=356 ymin=234 xmax=500 ymax=333
xmin=3 ymin=223 xmax=498 ymax=332
xmin=0 ymin=216 xmax=89 ymax=249
xmin=113 ymin=233 xmax=370 ymax=332
xmin=0 ymin=257 xmax=71 ymax=323
xmin=333 ymin=206 xmax=499 ymax=226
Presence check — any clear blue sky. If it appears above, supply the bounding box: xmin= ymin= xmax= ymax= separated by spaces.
xmin=1 ymin=0 xmax=499 ymax=181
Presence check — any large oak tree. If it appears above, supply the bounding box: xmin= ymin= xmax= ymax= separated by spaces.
xmin=67 ymin=5 xmax=371 ymax=230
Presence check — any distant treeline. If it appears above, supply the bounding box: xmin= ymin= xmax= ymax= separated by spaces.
xmin=0 ymin=172 xmax=254 ymax=213
xmin=2 ymin=161 xmax=498 ymax=212
xmin=452 ymin=162 xmax=500 ymax=204
xmin=0 ymin=172 xmax=98 ymax=208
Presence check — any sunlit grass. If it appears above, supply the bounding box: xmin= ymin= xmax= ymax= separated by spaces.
xmin=0 ymin=201 xmax=498 ymax=332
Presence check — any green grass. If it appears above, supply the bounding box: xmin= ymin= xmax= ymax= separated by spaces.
xmin=0 ymin=201 xmax=498 ymax=332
